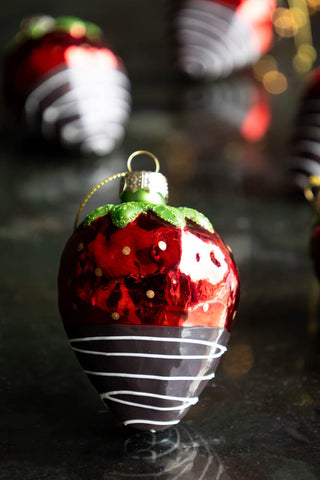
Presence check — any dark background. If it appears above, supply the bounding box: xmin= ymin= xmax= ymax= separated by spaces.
xmin=1 ymin=1 xmax=320 ymax=479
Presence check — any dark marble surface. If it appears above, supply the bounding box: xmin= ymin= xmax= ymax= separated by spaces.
xmin=1 ymin=1 xmax=320 ymax=479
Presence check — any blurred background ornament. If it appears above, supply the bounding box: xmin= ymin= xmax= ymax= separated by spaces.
xmin=3 ymin=15 xmax=131 ymax=155
xmin=168 ymin=0 xmax=276 ymax=80
xmin=58 ymin=151 xmax=240 ymax=431
xmin=291 ymin=68 xmax=320 ymax=192
xmin=176 ymin=73 xmax=271 ymax=146
xmin=291 ymin=67 xmax=320 ymax=280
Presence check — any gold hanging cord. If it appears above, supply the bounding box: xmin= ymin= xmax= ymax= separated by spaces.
xmin=73 ymin=150 xmax=160 ymax=230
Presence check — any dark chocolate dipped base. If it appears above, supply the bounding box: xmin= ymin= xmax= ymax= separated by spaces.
xmin=66 ymin=324 xmax=230 ymax=431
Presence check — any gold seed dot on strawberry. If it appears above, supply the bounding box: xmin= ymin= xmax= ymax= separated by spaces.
xmin=59 ymin=211 xmax=239 ymax=329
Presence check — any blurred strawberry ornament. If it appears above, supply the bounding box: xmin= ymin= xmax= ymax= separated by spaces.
xmin=169 ymin=0 xmax=276 ymax=79
xmin=58 ymin=150 xmax=240 ymax=431
xmin=291 ymin=68 xmax=320 ymax=280
xmin=3 ymin=15 xmax=131 ymax=155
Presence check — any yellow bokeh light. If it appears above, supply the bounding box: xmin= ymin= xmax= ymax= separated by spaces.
xmin=273 ymin=8 xmax=297 ymax=37
xmin=307 ymin=0 xmax=320 ymax=10
xmin=272 ymin=7 xmax=307 ymax=37
xmin=253 ymin=55 xmax=278 ymax=81
xmin=293 ymin=43 xmax=317 ymax=73
xmin=298 ymin=43 xmax=317 ymax=62
xmin=263 ymin=70 xmax=288 ymax=95
xmin=293 ymin=53 xmax=313 ymax=72
xmin=291 ymin=7 xmax=307 ymax=28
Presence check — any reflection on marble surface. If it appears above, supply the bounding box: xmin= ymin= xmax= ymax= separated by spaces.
xmin=107 ymin=425 xmax=230 ymax=479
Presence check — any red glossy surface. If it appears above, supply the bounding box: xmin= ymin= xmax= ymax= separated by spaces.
xmin=237 ymin=0 xmax=275 ymax=54
xmin=240 ymin=87 xmax=271 ymax=142
xmin=3 ymin=30 xmax=113 ymax=116
xmin=58 ymin=211 xmax=240 ymax=331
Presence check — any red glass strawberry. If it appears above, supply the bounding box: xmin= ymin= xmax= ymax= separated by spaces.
xmin=169 ymin=0 xmax=276 ymax=79
xmin=58 ymin=151 xmax=240 ymax=431
xmin=3 ymin=15 xmax=131 ymax=155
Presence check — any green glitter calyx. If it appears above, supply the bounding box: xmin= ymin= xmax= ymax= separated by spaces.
xmin=81 ymin=202 xmax=214 ymax=233
xmin=11 ymin=15 xmax=102 ymax=47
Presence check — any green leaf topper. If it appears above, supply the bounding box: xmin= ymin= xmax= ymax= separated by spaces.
xmin=11 ymin=16 xmax=102 ymax=46
xmin=81 ymin=202 xmax=214 ymax=233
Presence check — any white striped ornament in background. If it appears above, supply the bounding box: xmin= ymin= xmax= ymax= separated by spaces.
xmin=69 ymin=333 xmax=227 ymax=428
xmin=171 ymin=0 xmax=255 ymax=79
xmin=292 ymin=98 xmax=320 ymax=189
xmin=24 ymin=65 xmax=131 ymax=155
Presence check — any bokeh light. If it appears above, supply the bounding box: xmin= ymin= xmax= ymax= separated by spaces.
xmin=272 ymin=7 xmax=306 ymax=37
xmin=253 ymin=54 xmax=278 ymax=81
xmin=293 ymin=43 xmax=317 ymax=72
xmin=263 ymin=70 xmax=288 ymax=94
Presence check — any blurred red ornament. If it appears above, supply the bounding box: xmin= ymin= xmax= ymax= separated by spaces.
xmin=3 ymin=16 xmax=131 ymax=155
xmin=169 ymin=0 xmax=276 ymax=79
xmin=58 ymin=151 xmax=240 ymax=431
xmin=179 ymin=74 xmax=271 ymax=146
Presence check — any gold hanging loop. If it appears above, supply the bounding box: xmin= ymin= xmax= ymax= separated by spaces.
xmin=127 ymin=150 xmax=160 ymax=173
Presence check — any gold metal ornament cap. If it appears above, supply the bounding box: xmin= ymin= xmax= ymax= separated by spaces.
xmin=120 ymin=151 xmax=169 ymax=205
xmin=73 ymin=150 xmax=168 ymax=230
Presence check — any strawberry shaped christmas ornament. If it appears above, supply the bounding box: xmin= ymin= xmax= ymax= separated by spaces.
xmin=299 ymin=176 xmax=320 ymax=282
xmin=291 ymin=68 xmax=320 ymax=192
xmin=58 ymin=151 xmax=240 ymax=431
xmin=291 ymin=69 xmax=320 ymax=280
xmin=169 ymin=0 xmax=276 ymax=80
xmin=3 ymin=15 xmax=131 ymax=155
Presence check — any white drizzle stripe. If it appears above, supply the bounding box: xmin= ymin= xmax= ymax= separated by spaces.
xmin=71 ymin=345 xmax=226 ymax=359
xmin=25 ymin=68 xmax=129 ymax=111
xmin=84 ymin=370 xmax=215 ymax=380
xmin=100 ymin=390 xmax=198 ymax=411
xmin=69 ymin=335 xmax=226 ymax=349
xmin=124 ymin=419 xmax=181 ymax=426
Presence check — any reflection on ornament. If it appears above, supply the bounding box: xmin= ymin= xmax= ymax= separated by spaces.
xmin=3 ymin=15 xmax=131 ymax=155
xmin=106 ymin=425 xmax=230 ymax=479
xmin=58 ymin=151 xmax=240 ymax=431
xmin=169 ymin=0 xmax=276 ymax=79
